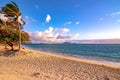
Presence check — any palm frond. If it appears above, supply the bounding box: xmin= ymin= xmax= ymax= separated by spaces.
xmin=2 ymin=1 xmax=21 ymax=17
xmin=11 ymin=1 xmax=19 ymax=10
xmin=6 ymin=4 xmax=18 ymax=13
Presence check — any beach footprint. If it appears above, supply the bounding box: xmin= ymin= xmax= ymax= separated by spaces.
xmin=31 ymin=72 xmax=40 ymax=77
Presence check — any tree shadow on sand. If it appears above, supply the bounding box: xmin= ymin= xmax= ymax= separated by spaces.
xmin=104 ymin=75 xmax=110 ymax=80
xmin=0 ymin=50 xmax=19 ymax=57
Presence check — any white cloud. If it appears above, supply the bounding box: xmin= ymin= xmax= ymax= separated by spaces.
xmin=46 ymin=14 xmax=51 ymax=23
xmin=64 ymin=21 xmax=72 ymax=25
xmin=75 ymin=22 xmax=80 ymax=24
xmin=108 ymin=12 xmax=120 ymax=17
xmin=54 ymin=28 xmax=69 ymax=33
xmin=57 ymin=34 xmax=70 ymax=39
xmin=29 ymin=27 xmax=79 ymax=43
xmin=57 ymin=34 xmax=79 ymax=39
xmin=71 ymin=34 xmax=80 ymax=38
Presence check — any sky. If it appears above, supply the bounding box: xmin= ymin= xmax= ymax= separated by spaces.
xmin=0 ymin=0 xmax=120 ymax=43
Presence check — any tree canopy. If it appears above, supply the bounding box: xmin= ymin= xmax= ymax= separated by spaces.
xmin=0 ymin=1 xmax=30 ymax=50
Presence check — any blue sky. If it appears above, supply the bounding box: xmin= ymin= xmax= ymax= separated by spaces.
xmin=0 ymin=0 xmax=120 ymax=42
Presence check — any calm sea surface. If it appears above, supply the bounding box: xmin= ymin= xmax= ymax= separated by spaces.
xmin=24 ymin=44 xmax=120 ymax=62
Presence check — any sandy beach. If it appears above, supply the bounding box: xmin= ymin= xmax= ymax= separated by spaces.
xmin=0 ymin=45 xmax=120 ymax=80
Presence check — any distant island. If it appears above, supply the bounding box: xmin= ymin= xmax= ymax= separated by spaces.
xmin=24 ymin=39 xmax=120 ymax=44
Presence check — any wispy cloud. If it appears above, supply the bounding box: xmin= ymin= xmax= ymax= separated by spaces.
xmin=64 ymin=21 xmax=80 ymax=25
xmin=29 ymin=27 xmax=79 ymax=43
xmin=75 ymin=22 xmax=80 ymax=24
xmin=108 ymin=12 xmax=120 ymax=17
xmin=83 ymin=31 xmax=120 ymax=39
xmin=34 ymin=5 xmax=39 ymax=9
xmin=99 ymin=18 xmax=104 ymax=21
xmin=64 ymin=21 xmax=72 ymax=25
xmin=24 ymin=16 xmax=37 ymax=25
xmin=46 ymin=14 xmax=51 ymax=23
xmin=117 ymin=19 xmax=120 ymax=22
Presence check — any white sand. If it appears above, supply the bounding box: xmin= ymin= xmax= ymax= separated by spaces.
xmin=0 ymin=45 xmax=120 ymax=80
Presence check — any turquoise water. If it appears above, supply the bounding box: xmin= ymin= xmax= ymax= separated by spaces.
xmin=24 ymin=44 xmax=120 ymax=62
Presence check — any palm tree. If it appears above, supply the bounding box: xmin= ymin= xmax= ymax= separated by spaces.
xmin=0 ymin=13 xmax=9 ymax=49
xmin=1 ymin=1 xmax=25 ymax=52
xmin=0 ymin=19 xmax=4 ymax=29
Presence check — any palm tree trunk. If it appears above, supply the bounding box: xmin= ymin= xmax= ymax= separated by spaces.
xmin=5 ymin=41 xmax=7 ymax=49
xmin=5 ymin=23 xmax=7 ymax=49
xmin=18 ymin=23 xmax=21 ymax=53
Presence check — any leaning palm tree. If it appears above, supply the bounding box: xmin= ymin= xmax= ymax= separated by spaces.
xmin=1 ymin=1 xmax=25 ymax=52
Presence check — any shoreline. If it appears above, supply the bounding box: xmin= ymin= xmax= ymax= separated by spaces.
xmin=37 ymin=50 xmax=120 ymax=68
xmin=23 ymin=45 xmax=120 ymax=68
xmin=0 ymin=45 xmax=120 ymax=80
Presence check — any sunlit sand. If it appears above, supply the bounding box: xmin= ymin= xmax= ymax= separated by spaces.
xmin=0 ymin=45 xmax=120 ymax=80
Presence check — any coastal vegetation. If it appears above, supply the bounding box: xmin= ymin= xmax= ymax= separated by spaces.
xmin=0 ymin=1 xmax=30 ymax=50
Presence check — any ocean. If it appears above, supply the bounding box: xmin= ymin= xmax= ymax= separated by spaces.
xmin=24 ymin=43 xmax=120 ymax=64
